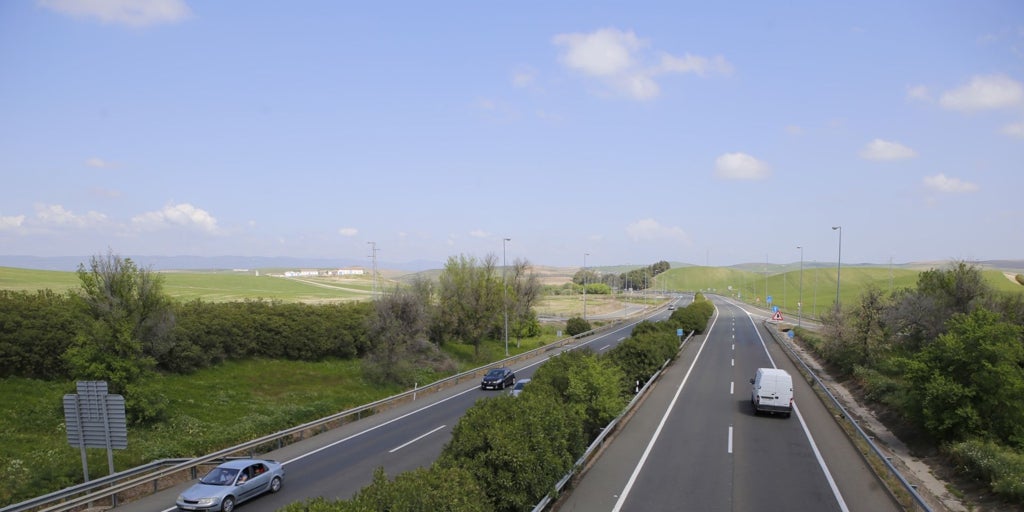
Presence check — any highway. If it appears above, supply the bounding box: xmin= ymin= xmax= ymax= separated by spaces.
xmin=555 ymin=296 xmax=899 ymax=512
xmin=116 ymin=298 xmax=687 ymax=512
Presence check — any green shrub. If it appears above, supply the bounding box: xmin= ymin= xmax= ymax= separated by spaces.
xmin=948 ymin=439 xmax=1024 ymax=503
xmin=565 ymin=316 xmax=591 ymax=336
xmin=279 ymin=466 xmax=490 ymax=512
xmin=438 ymin=392 xmax=582 ymax=512
xmin=1017 ymin=274 xmax=1024 ymax=286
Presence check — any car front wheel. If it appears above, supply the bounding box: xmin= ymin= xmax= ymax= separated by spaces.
xmin=221 ymin=497 xmax=235 ymax=512
xmin=270 ymin=476 xmax=282 ymax=493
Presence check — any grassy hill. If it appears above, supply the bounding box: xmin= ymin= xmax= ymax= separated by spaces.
xmin=653 ymin=265 xmax=1022 ymax=318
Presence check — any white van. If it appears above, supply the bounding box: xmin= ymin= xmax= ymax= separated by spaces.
xmin=750 ymin=368 xmax=793 ymax=418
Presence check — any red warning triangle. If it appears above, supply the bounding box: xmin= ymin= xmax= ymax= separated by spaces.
xmin=772 ymin=311 xmax=784 ymax=321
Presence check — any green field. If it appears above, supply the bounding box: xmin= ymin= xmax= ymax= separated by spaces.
xmin=3 ymin=264 xmax=1021 ymax=311
xmin=0 ymin=267 xmax=382 ymax=303
xmin=653 ymin=265 xmax=1022 ymax=318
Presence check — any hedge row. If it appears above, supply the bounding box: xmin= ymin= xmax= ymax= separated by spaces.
xmin=0 ymin=290 xmax=374 ymax=379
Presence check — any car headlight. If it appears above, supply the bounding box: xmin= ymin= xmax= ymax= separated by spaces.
xmin=196 ymin=497 xmax=217 ymax=506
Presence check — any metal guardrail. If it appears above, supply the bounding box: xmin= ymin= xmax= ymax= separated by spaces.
xmin=5 ymin=303 xmax=663 ymax=512
xmin=763 ymin=321 xmax=931 ymax=511
xmin=532 ymin=330 xmax=695 ymax=512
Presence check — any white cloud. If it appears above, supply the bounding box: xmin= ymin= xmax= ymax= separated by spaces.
xmin=512 ymin=67 xmax=537 ymax=88
xmin=86 ymin=157 xmax=114 ymax=168
xmin=860 ymin=139 xmax=917 ymax=161
xmin=469 ymin=229 xmax=490 ymax=238
xmin=38 ymin=0 xmax=192 ymax=27
xmin=940 ymin=74 xmax=1024 ymax=112
xmin=553 ymin=28 xmax=732 ymax=101
xmin=923 ymin=173 xmax=979 ymax=193
xmin=554 ymin=28 xmax=642 ymax=76
xmin=34 ymin=203 xmax=107 ymax=227
xmin=626 ymin=218 xmax=689 ymax=242
xmin=906 ymin=85 xmax=930 ymax=101
xmin=658 ymin=53 xmax=733 ymax=77
xmin=131 ymin=203 xmax=218 ymax=232
xmin=0 ymin=214 xmax=26 ymax=230
xmin=713 ymin=152 xmax=770 ymax=180
xmin=338 ymin=227 xmax=358 ymax=236
xmin=1002 ymin=122 xmax=1024 ymax=138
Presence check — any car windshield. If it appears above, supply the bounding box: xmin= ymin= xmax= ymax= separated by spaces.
xmin=200 ymin=467 xmax=240 ymax=486
xmin=513 ymin=382 xmax=526 ymax=390
xmin=486 ymin=369 xmax=505 ymax=378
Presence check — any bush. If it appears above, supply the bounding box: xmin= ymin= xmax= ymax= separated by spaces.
xmin=605 ymin=322 xmax=679 ymax=393
xmin=279 ymin=466 xmax=490 ymax=512
xmin=948 ymin=439 xmax=1024 ymax=504
xmin=438 ymin=392 xmax=582 ymax=512
xmin=529 ymin=349 xmax=627 ymax=438
xmin=565 ymin=316 xmax=591 ymax=336
xmin=670 ymin=295 xmax=714 ymax=334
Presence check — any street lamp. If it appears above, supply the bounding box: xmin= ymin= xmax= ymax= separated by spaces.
xmin=832 ymin=226 xmax=842 ymax=310
xmin=503 ymin=237 xmax=511 ymax=357
xmin=583 ymin=253 xmax=589 ymax=321
xmin=797 ymin=246 xmax=804 ymax=327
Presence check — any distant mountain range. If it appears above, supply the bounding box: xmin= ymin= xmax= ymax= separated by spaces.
xmin=1 ymin=255 xmax=1021 ymax=274
xmin=0 ymin=255 xmax=445 ymax=273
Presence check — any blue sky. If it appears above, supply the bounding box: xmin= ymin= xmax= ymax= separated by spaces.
xmin=2 ymin=1 xmax=1022 ymax=269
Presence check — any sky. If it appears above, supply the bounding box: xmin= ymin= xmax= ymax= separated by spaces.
xmin=2 ymin=1 xmax=1023 ymax=270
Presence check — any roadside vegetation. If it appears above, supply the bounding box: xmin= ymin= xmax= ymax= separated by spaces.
xmin=0 ymin=252 xmax=670 ymax=507
xmin=3 ymin=253 xmax=1022 ymax=508
xmin=281 ymin=295 xmax=714 ymax=512
xmin=796 ymin=262 xmax=1024 ymax=506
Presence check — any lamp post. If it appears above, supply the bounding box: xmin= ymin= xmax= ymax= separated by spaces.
xmin=583 ymin=253 xmax=589 ymax=321
xmin=797 ymin=246 xmax=804 ymax=327
xmin=503 ymin=237 xmax=510 ymax=357
xmin=832 ymin=226 xmax=842 ymax=310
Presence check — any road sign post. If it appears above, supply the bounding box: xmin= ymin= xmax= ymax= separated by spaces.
xmin=63 ymin=381 xmax=127 ymax=483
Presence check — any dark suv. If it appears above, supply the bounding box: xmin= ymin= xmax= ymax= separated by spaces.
xmin=481 ymin=367 xmax=516 ymax=390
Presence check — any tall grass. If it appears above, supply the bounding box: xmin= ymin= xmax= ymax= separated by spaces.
xmin=0 ymin=359 xmax=407 ymax=506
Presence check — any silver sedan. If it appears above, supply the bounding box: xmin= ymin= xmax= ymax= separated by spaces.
xmin=176 ymin=458 xmax=284 ymax=512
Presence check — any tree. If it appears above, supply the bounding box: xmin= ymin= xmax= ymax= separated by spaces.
xmin=64 ymin=252 xmax=174 ymax=387
xmin=436 ymin=254 xmax=502 ymax=357
xmin=64 ymin=250 xmax=175 ymax=422
xmin=904 ymin=309 xmax=1024 ymax=445
xmin=886 ymin=261 xmax=989 ymax=350
xmin=365 ymin=285 xmax=429 ymax=385
xmin=571 ymin=268 xmax=599 ymax=286
xmin=849 ymin=285 xmax=890 ymax=366
xmin=508 ymin=258 xmax=542 ymax=346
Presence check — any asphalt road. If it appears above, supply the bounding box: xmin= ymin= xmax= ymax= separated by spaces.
xmin=116 ymin=296 xmax=691 ymax=512
xmin=554 ymin=296 xmax=899 ymax=512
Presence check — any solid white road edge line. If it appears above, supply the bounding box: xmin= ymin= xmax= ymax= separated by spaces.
xmin=747 ymin=310 xmax=850 ymax=512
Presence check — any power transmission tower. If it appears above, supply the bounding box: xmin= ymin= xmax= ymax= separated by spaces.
xmin=367 ymin=241 xmax=379 ymax=296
